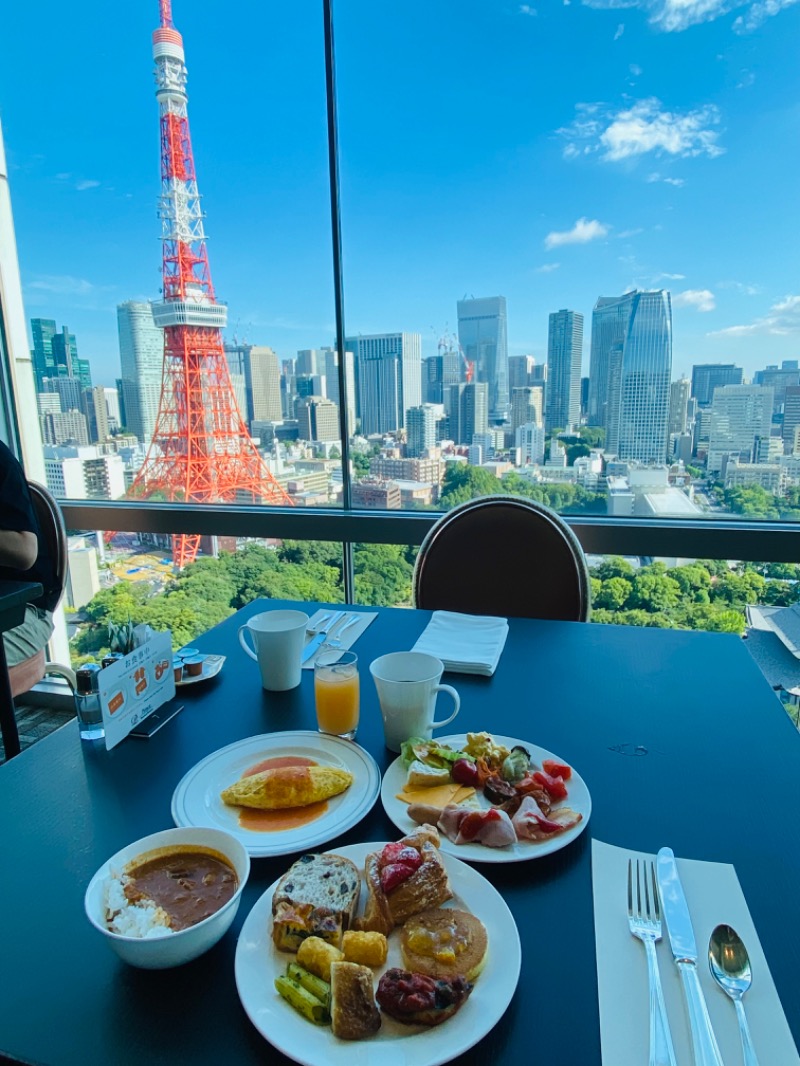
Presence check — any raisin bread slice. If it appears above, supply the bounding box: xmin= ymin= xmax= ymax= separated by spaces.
xmin=272 ymin=852 xmax=360 ymax=952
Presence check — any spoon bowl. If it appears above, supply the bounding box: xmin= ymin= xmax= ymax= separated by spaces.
xmin=708 ymin=924 xmax=760 ymax=1066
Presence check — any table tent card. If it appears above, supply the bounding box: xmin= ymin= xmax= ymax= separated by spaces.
xmin=97 ymin=628 xmax=176 ymax=749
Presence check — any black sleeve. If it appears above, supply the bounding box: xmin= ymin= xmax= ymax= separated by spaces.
xmin=0 ymin=441 xmax=39 ymax=535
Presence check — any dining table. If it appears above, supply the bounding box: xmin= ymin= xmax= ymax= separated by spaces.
xmin=1 ymin=598 xmax=799 ymax=1066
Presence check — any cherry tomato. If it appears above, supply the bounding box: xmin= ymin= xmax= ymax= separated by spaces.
xmin=451 ymin=758 xmax=479 ymax=787
xmin=542 ymin=759 xmax=572 ymax=780
xmin=532 ymin=770 xmax=568 ymax=800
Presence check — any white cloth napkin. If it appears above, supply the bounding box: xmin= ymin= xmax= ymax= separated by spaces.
xmin=411 ymin=610 xmax=509 ymax=676
xmin=592 ymin=839 xmax=800 ymax=1066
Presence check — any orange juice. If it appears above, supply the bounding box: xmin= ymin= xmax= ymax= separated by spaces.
xmin=314 ymin=667 xmax=360 ymax=737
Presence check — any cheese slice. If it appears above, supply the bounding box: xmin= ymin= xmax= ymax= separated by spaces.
xmin=396 ymin=782 xmax=476 ymax=808
xmin=405 ymin=759 xmax=452 ymax=788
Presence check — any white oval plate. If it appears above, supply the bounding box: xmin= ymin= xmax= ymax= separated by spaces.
xmin=381 ymin=733 xmax=591 ymax=864
xmin=175 ymin=654 xmax=226 ymax=687
xmin=235 ymin=841 xmax=521 ymax=1066
xmin=171 ymin=732 xmax=380 ymax=858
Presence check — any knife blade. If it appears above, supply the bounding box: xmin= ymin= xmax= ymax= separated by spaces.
xmin=657 ymin=847 xmax=725 ymax=1066
xmin=301 ymin=630 xmax=329 ymax=664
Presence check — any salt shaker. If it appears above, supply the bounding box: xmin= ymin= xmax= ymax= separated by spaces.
xmin=75 ymin=663 xmax=104 ymax=741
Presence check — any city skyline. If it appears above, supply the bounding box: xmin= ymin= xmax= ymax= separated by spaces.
xmin=2 ymin=1 xmax=799 ymax=388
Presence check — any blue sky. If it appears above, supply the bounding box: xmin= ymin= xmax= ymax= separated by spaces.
xmin=1 ymin=0 xmax=799 ymax=387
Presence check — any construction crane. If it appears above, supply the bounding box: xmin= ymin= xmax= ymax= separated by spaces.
xmin=435 ymin=329 xmax=474 ymax=384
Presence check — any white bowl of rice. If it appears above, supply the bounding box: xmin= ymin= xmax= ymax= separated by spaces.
xmin=84 ymin=826 xmax=250 ymax=969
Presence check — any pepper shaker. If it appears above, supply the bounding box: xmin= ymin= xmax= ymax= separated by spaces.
xmin=75 ymin=663 xmax=104 ymax=741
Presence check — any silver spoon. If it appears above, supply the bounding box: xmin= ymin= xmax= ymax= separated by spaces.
xmin=708 ymin=924 xmax=760 ymax=1066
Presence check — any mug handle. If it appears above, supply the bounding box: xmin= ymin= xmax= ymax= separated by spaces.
xmin=238 ymin=625 xmax=258 ymax=662
xmin=431 ymin=684 xmax=460 ymax=729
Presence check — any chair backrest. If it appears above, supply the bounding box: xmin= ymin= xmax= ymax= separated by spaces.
xmin=413 ymin=495 xmax=591 ymax=621
xmin=28 ymin=480 xmax=68 ymax=613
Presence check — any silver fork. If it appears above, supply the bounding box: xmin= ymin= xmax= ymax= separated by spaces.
xmin=628 ymin=859 xmax=678 ymax=1066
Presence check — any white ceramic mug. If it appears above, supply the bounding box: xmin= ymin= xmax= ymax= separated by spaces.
xmin=238 ymin=610 xmax=309 ymax=692
xmin=369 ymin=651 xmax=460 ymax=753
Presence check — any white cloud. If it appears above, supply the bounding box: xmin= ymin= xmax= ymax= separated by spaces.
xmin=673 ymin=289 xmax=716 ymax=311
xmin=519 ymin=3 xmax=537 ymax=13
xmin=708 ymin=293 xmax=800 ymax=336
xmin=561 ymin=98 xmax=723 ymax=163
xmin=27 ymin=275 xmax=96 ymax=297
xmin=616 ymin=227 xmax=644 ymax=238
xmin=657 ymin=272 xmax=687 ymax=280
xmin=647 ymin=172 xmax=687 ymax=185
xmin=614 ymin=22 xmax=626 ymax=37
xmin=733 ymin=0 xmax=799 ymax=31
xmin=536 ymin=262 xmax=562 ymax=273
xmin=544 ymin=218 xmax=610 ymax=249
xmin=75 ymin=179 xmax=101 ymax=191
xmin=629 ymin=63 xmax=643 ymax=76
xmin=582 ymin=0 xmax=797 ymax=31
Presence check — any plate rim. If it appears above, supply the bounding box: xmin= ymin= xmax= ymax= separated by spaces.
xmin=171 ymin=731 xmax=381 ymax=858
xmin=234 ymin=840 xmax=522 ymax=1066
xmin=381 ymin=732 xmax=591 ymax=864
xmin=175 ymin=654 xmax=226 ymax=687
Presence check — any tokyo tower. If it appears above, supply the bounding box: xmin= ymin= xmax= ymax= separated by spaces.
xmin=129 ymin=0 xmax=292 ymax=568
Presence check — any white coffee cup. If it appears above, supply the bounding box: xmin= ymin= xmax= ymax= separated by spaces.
xmin=238 ymin=610 xmax=309 ymax=692
xmin=369 ymin=651 xmax=460 ymax=753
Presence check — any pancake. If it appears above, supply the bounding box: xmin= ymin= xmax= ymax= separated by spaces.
xmin=399 ymin=907 xmax=488 ymax=981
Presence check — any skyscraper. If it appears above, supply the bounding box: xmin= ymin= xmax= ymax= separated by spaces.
xmin=320 ymin=346 xmax=356 ymax=436
xmin=588 ymin=294 xmax=636 ymax=429
xmin=423 ymin=349 xmax=461 ymax=404
xmin=669 ymin=378 xmax=691 ymax=436
xmin=510 ymin=386 xmax=543 ymax=433
xmin=346 ymin=332 xmax=422 ymax=436
xmin=249 ymin=346 xmax=282 ymax=423
xmin=446 ymin=381 xmax=489 ymax=445
xmin=546 ymin=309 xmax=583 ymax=433
xmin=457 ymin=296 xmax=508 ymax=423
xmin=30 ymin=318 xmax=57 ymax=390
xmin=117 ymin=301 xmax=164 ymax=444
xmin=603 ymin=290 xmax=673 ymax=464
xmin=707 ymin=384 xmax=774 ymax=472
xmin=691 ymin=364 xmax=743 ymax=407
xmin=406 ymin=404 xmax=439 ymax=458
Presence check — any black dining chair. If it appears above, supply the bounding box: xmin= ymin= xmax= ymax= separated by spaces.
xmin=413 ymin=494 xmax=591 ymax=621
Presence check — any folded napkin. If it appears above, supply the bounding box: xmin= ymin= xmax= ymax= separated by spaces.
xmin=411 ymin=610 xmax=509 ymax=676
xmin=592 ymin=839 xmax=799 ymax=1066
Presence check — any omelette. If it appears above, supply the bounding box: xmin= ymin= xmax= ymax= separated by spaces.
xmin=220 ymin=765 xmax=353 ymax=810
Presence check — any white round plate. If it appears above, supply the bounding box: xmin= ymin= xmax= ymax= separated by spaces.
xmin=235 ymin=841 xmax=521 ymax=1066
xmin=381 ymin=733 xmax=591 ymax=864
xmin=171 ymin=731 xmax=380 ymax=858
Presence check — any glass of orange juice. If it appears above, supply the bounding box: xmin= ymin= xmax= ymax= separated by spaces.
xmin=314 ymin=648 xmax=360 ymax=740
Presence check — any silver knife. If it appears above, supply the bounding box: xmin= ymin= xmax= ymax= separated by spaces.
xmin=301 ymin=630 xmax=328 ymax=663
xmin=657 ymin=847 xmax=725 ymax=1066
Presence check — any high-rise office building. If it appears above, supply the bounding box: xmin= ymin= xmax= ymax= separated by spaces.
xmin=753 ymin=361 xmax=800 ymax=416
xmin=296 ymin=349 xmax=321 ymax=377
xmin=457 ymin=296 xmax=509 ymax=423
xmin=117 ymin=301 xmax=164 ymax=445
xmin=446 ymin=381 xmax=489 ymax=446
xmin=423 ymin=350 xmax=461 ymax=404
xmin=691 ymin=364 xmax=743 ymax=407
xmin=588 ymin=293 xmax=636 ymax=429
xmin=406 ymin=404 xmax=440 ymax=458
xmin=320 ymin=346 xmax=356 ymax=436
xmin=669 ymin=378 xmax=691 ymax=436
xmin=510 ymin=386 xmax=543 ymax=433
xmin=30 ymin=318 xmax=57 ymax=389
xmin=707 ymin=384 xmax=774 ymax=473
xmin=42 ymin=375 xmax=82 ymax=413
xmin=223 ymin=342 xmax=255 ymax=423
xmin=782 ymin=386 xmax=800 ymax=452
xmin=546 ymin=309 xmax=583 ymax=433
xmin=603 ymin=290 xmax=673 ymax=464
xmin=346 ymin=332 xmax=422 ymax=436
xmin=249 ymin=346 xmax=282 ymax=423
xmin=297 ymin=396 xmax=339 ymax=442
xmin=507 ymin=355 xmax=537 ymax=391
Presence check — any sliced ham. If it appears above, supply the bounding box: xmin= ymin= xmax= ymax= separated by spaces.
xmin=453 ymin=808 xmax=516 ymax=848
xmin=512 ymin=795 xmax=582 ymax=841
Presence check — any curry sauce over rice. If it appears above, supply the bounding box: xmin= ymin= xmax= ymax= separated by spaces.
xmin=123 ymin=846 xmax=237 ymax=931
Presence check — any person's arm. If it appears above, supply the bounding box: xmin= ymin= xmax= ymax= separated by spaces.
xmin=0 ymin=529 xmax=38 ymax=571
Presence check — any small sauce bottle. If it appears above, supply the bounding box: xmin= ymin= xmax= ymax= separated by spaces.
xmin=75 ymin=663 xmax=104 ymax=741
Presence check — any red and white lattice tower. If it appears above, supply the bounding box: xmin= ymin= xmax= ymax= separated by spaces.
xmin=129 ymin=0 xmax=291 ymax=568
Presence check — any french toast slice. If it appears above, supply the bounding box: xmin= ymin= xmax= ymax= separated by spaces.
xmin=330 ymin=961 xmax=382 ymax=1040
